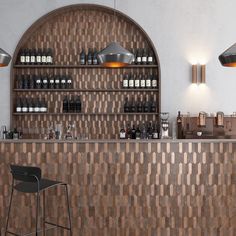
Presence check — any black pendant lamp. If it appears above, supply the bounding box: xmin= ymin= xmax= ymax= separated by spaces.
xmin=0 ymin=48 xmax=11 ymax=67
xmin=97 ymin=0 xmax=134 ymax=68
xmin=219 ymin=43 xmax=236 ymax=67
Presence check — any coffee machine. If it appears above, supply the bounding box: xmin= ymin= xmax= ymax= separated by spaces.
xmin=160 ymin=112 xmax=170 ymax=139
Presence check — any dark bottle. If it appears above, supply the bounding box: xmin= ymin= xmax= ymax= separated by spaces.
xmin=124 ymin=97 xmax=130 ymax=113
xmin=143 ymin=96 xmax=150 ymax=113
xmin=13 ymin=128 xmax=19 ymax=140
xmin=93 ymin=48 xmax=98 ymax=65
xmin=28 ymin=98 xmax=34 ymax=113
xmin=131 ymin=49 xmax=136 ymax=64
xmin=122 ymin=73 xmax=129 ymax=88
xmin=137 ymin=97 xmax=143 ymax=113
xmin=126 ymin=123 xmax=132 ymax=139
xmin=34 ymin=98 xmax=40 ymax=112
xmin=29 ymin=74 xmax=35 ymax=89
xmin=135 ymin=125 xmax=141 ymax=139
xmin=19 ymin=49 xmax=25 ymax=64
xmin=119 ymin=126 xmax=126 ymax=139
xmin=136 ymin=49 xmax=142 ymax=65
xmin=141 ymin=122 xmax=147 ymax=139
xmin=147 ymin=122 xmax=153 ymax=139
xmin=54 ymin=75 xmax=60 ymax=89
xmin=25 ymin=48 xmax=30 ymax=65
xmin=152 ymin=123 xmax=159 ymax=139
xmin=140 ymin=73 xmax=146 ymax=88
xmin=38 ymin=99 xmax=43 ymax=112
xmin=151 ymin=75 xmax=158 ymax=89
xmin=49 ymin=75 xmax=55 ymax=89
xmin=41 ymin=48 xmax=47 ymax=65
xmin=75 ymin=95 xmax=82 ymax=112
xmin=80 ymin=48 xmax=86 ymax=65
xmin=147 ymin=49 xmax=154 ymax=65
xmin=87 ymin=48 xmax=93 ymax=65
xmin=22 ymin=98 xmax=28 ymax=113
xmin=145 ymin=74 xmax=152 ymax=89
xmin=36 ymin=49 xmax=42 ymax=65
xmin=61 ymin=75 xmax=67 ymax=89
xmin=66 ymin=75 xmax=73 ymax=89
xmin=42 ymin=75 xmax=48 ymax=89
xmin=128 ymin=73 xmax=134 ymax=89
xmin=23 ymin=75 xmax=29 ymax=89
xmin=131 ymin=125 xmax=136 ymax=139
xmin=177 ymin=111 xmax=183 ymax=139
xmin=134 ymin=73 xmax=140 ymax=89
xmin=41 ymin=98 xmax=47 ymax=113
xmin=16 ymin=98 xmax=22 ymax=113
xmin=16 ymin=75 xmax=23 ymax=89
xmin=46 ymin=48 xmax=53 ymax=64
xmin=69 ymin=96 xmax=75 ymax=112
xmin=63 ymin=96 xmax=69 ymax=113
xmin=141 ymin=48 xmax=147 ymax=65
xmin=150 ymin=96 xmax=156 ymax=113
xmin=30 ymin=48 xmax=36 ymax=65
xmin=130 ymin=96 xmax=136 ymax=113
xmin=35 ymin=75 xmax=42 ymax=89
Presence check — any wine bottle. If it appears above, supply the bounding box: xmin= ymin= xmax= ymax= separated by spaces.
xmin=28 ymin=98 xmax=34 ymax=113
xmin=46 ymin=48 xmax=53 ymax=64
xmin=177 ymin=111 xmax=183 ymax=139
xmin=151 ymin=75 xmax=158 ymax=89
xmin=30 ymin=49 xmax=36 ymax=65
xmin=140 ymin=73 xmax=146 ymax=88
xmin=29 ymin=74 xmax=35 ymax=89
xmin=66 ymin=75 xmax=73 ymax=89
xmin=35 ymin=75 xmax=42 ymax=89
xmin=124 ymin=97 xmax=130 ymax=113
xmin=135 ymin=124 xmax=141 ymax=139
xmin=126 ymin=123 xmax=132 ymax=139
xmin=36 ymin=49 xmax=42 ymax=65
xmin=147 ymin=49 xmax=154 ymax=65
xmin=141 ymin=122 xmax=147 ymax=139
xmin=63 ymin=96 xmax=69 ymax=113
xmin=142 ymin=48 xmax=147 ymax=65
xmin=152 ymin=122 xmax=159 ymax=139
xmin=42 ymin=75 xmax=48 ymax=89
xmin=19 ymin=49 xmax=25 ymax=64
xmin=136 ymin=49 xmax=142 ymax=65
xmin=34 ymin=98 xmax=40 ymax=112
xmin=54 ymin=75 xmax=60 ymax=89
xmin=87 ymin=48 xmax=93 ymax=65
xmin=13 ymin=128 xmax=19 ymax=140
xmin=122 ymin=74 xmax=129 ymax=88
xmin=137 ymin=97 xmax=143 ymax=113
xmin=25 ymin=49 xmax=30 ymax=65
xmin=131 ymin=124 xmax=136 ymax=139
xmin=16 ymin=75 xmax=23 ymax=89
xmin=130 ymin=96 xmax=136 ymax=113
xmin=49 ymin=75 xmax=55 ymax=89
xmin=23 ymin=75 xmax=28 ymax=89
xmin=134 ymin=73 xmax=140 ymax=89
xmin=16 ymin=98 xmax=22 ymax=113
xmin=75 ymin=95 xmax=82 ymax=112
xmin=22 ymin=98 xmax=28 ymax=113
xmin=131 ymin=49 xmax=136 ymax=64
xmin=119 ymin=126 xmax=126 ymax=139
xmin=61 ymin=75 xmax=67 ymax=89
xmin=150 ymin=96 xmax=157 ymax=113
xmin=128 ymin=73 xmax=134 ymax=89
xmin=41 ymin=98 xmax=47 ymax=112
xmin=80 ymin=48 xmax=86 ymax=65
xmin=143 ymin=96 xmax=150 ymax=113
xmin=145 ymin=74 xmax=152 ymax=89
xmin=41 ymin=48 xmax=47 ymax=65
xmin=69 ymin=96 xmax=75 ymax=112
xmin=93 ymin=48 xmax=98 ymax=65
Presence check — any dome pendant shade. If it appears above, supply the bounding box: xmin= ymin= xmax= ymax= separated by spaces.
xmin=0 ymin=48 xmax=11 ymax=67
xmin=98 ymin=42 xmax=134 ymax=68
xmin=219 ymin=43 xmax=236 ymax=67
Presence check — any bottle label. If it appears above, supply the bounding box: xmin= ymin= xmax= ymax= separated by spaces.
xmin=120 ymin=132 xmax=126 ymax=139
xmin=152 ymin=79 xmax=157 ymax=87
xmin=137 ymin=57 xmax=141 ymax=62
xmin=34 ymin=107 xmax=39 ymax=112
xmin=148 ymin=56 xmax=153 ymax=63
xmin=153 ymin=132 xmax=158 ymax=139
xmin=20 ymin=56 xmax=25 ymax=63
xmin=16 ymin=107 xmax=22 ymax=112
xmin=42 ymin=56 xmax=47 ymax=63
xmin=93 ymin=59 xmax=98 ymax=65
xmin=142 ymin=57 xmax=147 ymax=62
xmin=141 ymin=80 xmax=146 ymax=87
xmin=46 ymin=56 xmax=52 ymax=63
xmin=55 ymin=80 xmax=60 ymax=84
xmin=30 ymin=56 xmax=35 ymax=63
xmin=88 ymin=59 xmax=92 ymax=65
xmin=22 ymin=107 xmax=28 ymax=112
xmin=146 ymin=80 xmax=151 ymax=87
xmin=129 ymin=80 xmax=134 ymax=87
xmin=36 ymin=56 xmax=41 ymax=63
xmin=61 ymin=80 xmax=66 ymax=84
xmin=123 ymin=80 xmax=128 ymax=87
xmin=43 ymin=80 xmax=48 ymax=84
xmin=67 ymin=80 xmax=72 ymax=84
xmin=50 ymin=80 xmax=54 ymax=83
xmin=29 ymin=107 xmax=34 ymax=112
xmin=25 ymin=56 xmax=30 ymax=63
xmin=36 ymin=79 xmax=41 ymax=84
xmin=135 ymin=80 xmax=140 ymax=88
xmin=40 ymin=107 xmax=44 ymax=112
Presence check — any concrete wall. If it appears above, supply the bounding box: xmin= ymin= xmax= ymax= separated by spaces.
xmin=1 ymin=0 xmax=236 ymax=128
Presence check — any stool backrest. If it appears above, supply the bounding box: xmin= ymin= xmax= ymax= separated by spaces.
xmin=10 ymin=165 xmax=41 ymax=182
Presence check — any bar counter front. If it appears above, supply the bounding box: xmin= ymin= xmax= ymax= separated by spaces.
xmin=0 ymin=139 xmax=236 ymax=236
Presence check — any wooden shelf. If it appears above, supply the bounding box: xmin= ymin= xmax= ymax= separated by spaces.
xmin=13 ymin=64 xmax=158 ymax=69
xmin=13 ymin=112 xmax=159 ymax=116
xmin=14 ymin=88 xmax=159 ymax=92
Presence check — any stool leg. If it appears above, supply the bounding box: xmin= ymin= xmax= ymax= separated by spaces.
xmin=43 ymin=190 xmax=46 ymax=236
xmin=64 ymin=184 xmax=72 ymax=236
xmin=35 ymin=192 xmax=40 ymax=236
xmin=5 ymin=187 xmax=14 ymax=236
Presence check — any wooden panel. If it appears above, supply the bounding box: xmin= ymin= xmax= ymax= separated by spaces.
xmin=0 ymin=141 xmax=236 ymax=235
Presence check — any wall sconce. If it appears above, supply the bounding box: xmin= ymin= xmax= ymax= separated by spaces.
xmin=191 ymin=64 xmax=206 ymax=84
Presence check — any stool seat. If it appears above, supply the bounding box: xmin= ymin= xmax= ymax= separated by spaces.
xmin=14 ymin=178 xmax=63 ymax=193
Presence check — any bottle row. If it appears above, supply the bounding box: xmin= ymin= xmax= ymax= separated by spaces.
xmin=79 ymin=48 xmax=99 ymax=65
xmin=62 ymin=96 xmax=82 ymax=113
xmin=131 ymin=48 xmax=155 ymax=65
xmin=120 ymin=121 xmax=159 ymax=139
xmin=15 ymin=74 xmax=73 ymax=90
xmin=15 ymin=97 xmax=48 ymax=113
xmin=18 ymin=48 xmax=53 ymax=65
xmin=124 ymin=96 xmax=157 ymax=113
xmin=122 ymin=73 xmax=158 ymax=89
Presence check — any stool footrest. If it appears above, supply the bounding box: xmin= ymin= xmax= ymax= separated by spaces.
xmin=45 ymin=220 xmax=71 ymax=231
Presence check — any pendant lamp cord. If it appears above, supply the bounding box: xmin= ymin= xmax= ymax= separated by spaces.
xmin=113 ymin=0 xmax=117 ymax=42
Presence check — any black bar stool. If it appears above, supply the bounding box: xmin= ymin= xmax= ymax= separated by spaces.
xmin=5 ymin=164 xmax=72 ymax=236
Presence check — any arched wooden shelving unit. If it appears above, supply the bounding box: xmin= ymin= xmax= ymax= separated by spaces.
xmin=11 ymin=4 xmax=161 ymax=139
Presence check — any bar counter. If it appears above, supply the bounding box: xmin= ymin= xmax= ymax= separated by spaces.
xmin=1 ymin=139 xmax=236 ymax=235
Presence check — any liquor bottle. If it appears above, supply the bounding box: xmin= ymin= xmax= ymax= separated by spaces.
xmin=119 ymin=126 xmax=126 ymax=139
xmin=30 ymin=48 xmax=36 ymax=65
xmin=122 ymin=73 xmax=129 ymax=88
xmin=145 ymin=74 xmax=152 ymax=89
xmin=147 ymin=122 xmax=153 ymax=139
xmin=143 ymin=96 xmax=150 ymax=113
xmin=150 ymin=96 xmax=156 ymax=113
xmin=135 ymin=124 xmax=141 ymax=139
xmin=152 ymin=122 xmax=159 ymax=139
xmin=41 ymin=49 xmax=47 ymax=65
xmin=23 ymin=75 xmax=29 ymax=89
xmin=124 ymin=97 xmax=130 ymax=113
xmin=54 ymin=75 xmax=60 ymax=89
xmin=34 ymin=98 xmax=40 ymax=112
xmin=80 ymin=48 xmax=86 ymax=65
xmin=46 ymin=48 xmax=53 ymax=64
xmin=151 ymin=74 xmax=158 ymax=89
xmin=25 ymin=48 xmax=30 ymax=65
xmin=131 ymin=124 xmax=136 ymax=139
xmin=16 ymin=98 xmax=22 ymax=112
xmin=140 ymin=73 xmax=146 ymax=88
xmin=35 ymin=75 xmax=42 ymax=89
xmin=128 ymin=73 xmax=134 ymax=89
xmin=141 ymin=122 xmax=147 ymax=139
xmin=29 ymin=74 xmax=35 ymax=89
xmin=134 ymin=73 xmax=140 ymax=89
xmin=66 ymin=75 xmax=73 ymax=89
xmin=16 ymin=75 xmax=23 ymax=89
xmin=36 ymin=49 xmax=42 ymax=65
xmin=141 ymin=48 xmax=147 ymax=65
xmin=19 ymin=49 xmax=25 ymax=64
xmin=177 ymin=111 xmax=183 ymax=139
xmin=87 ymin=48 xmax=93 ymax=65
xmin=22 ymin=98 xmax=28 ymax=113
xmin=38 ymin=99 xmax=43 ymax=112
xmin=147 ymin=49 xmax=154 ymax=65
xmin=93 ymin=48 xmax=98 ymax=65
xmin=69 ymin=96 xmax=75 ymax=112
xmin=137 ymin=97 xmax=143 ymax=113
xmin=136 ymin=49 xmax=142 ymax=65
xmin=13 ymin=128 xmax=19 ymax=140
xmin=28 ymin=98 xmax=34 ymax=113
xmin=61 ymin=75 xmax=67 ymax=89
xmin=75 ymin=95 xmax=82 ymax=112
xmin=49 ymin=75 xmax=55 ymax=89
xmin=63 ymin=96 xmax=69 ymax=113
xmin=126 ymin=123 xmax=132 ymax=139
xmin=130 ymin=96 xmax=136 ymax=113
xmin=41 ymin=98 xmax=47 ymax=112
xmin=42 ymin=75 xmax=48 ymax=89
